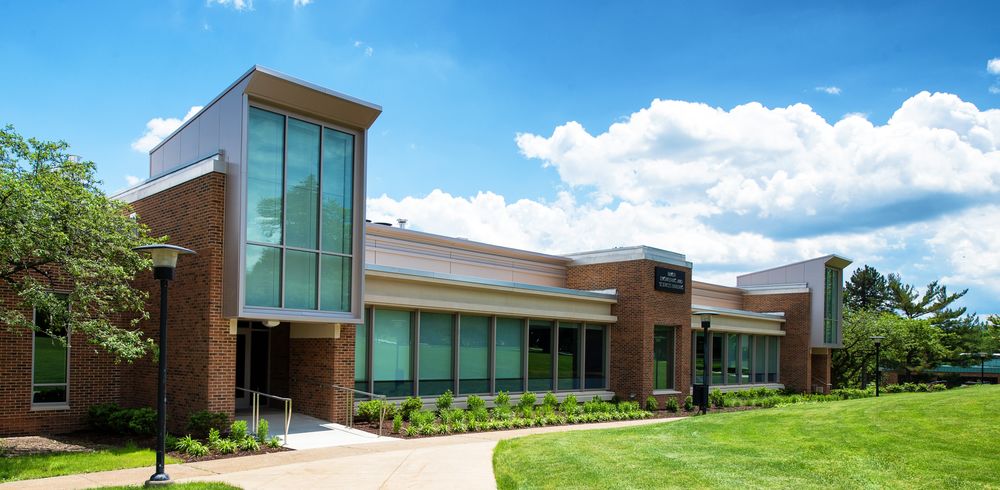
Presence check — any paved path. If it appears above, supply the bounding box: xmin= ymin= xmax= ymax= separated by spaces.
xmin=4 ymin=417 xmax=681 ymax=490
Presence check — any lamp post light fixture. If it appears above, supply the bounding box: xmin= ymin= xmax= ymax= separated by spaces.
xmin=133 ymin=244 xmax=195 ymax=486
xmin=960 ymin=352 xmax=999 ymax=385
xmin=870 ymin=336 xmax=885 ymax=397
xmin=694 ymin=312 xmax=715 ymax=415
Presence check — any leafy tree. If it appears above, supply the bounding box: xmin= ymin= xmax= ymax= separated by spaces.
xmin=887 ymin=273 xmax=968 ymax=325
xmin=0 ymin=125 xmax=158 ymax=360
xmin=844 ymin=265 xmax=891 ymax=311
xmin=833 ymin=308 xmax=947 ymax=388
xmin=987 ymin=315 xmax=1000 ymax=352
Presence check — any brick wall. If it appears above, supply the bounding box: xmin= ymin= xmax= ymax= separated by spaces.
xmin=124 ymin=171 xmax=231 ymax=432
xmin=811 ymin=349 xmax=832 ymax=393
xmin=288 ymin=326 xmax=355 ymax=424
xmin=742 ymin=293 xmax=813 ymax=392
xmin=567 ymin=259 xmax=692 ymax=406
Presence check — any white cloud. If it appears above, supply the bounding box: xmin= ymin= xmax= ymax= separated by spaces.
xmin=815 ymin=86 xmax=842 ymax=95
xmin=209 ymin=0 xmax=253 ymax=11
xmin=131 ymin=106 xmax=203 ymax=153
xmin=293 ymin=0 xmax=313 ymax=6
xmin=926 ymin=205 xmax=1000 ymax=292
xmin=353 ymin=40 xmax=374 ymax=57
xmin=125 ymin=175 xmax=143 ymax=186
xmin=988 ymin=58 xmax=1000 ymax=75
xmin=992 ymin=86 xmax=1000 ymax=95
xmin=515 ymin=92 xmax=1000 ymax=220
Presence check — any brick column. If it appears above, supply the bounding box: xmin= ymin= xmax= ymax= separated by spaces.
xmin=742 ymin=293 xmax=812 ymax=393
xmin=288 ymin=325 xmax=355 ymax=424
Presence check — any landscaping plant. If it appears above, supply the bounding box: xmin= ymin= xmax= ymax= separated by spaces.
xmin=645 ymin=396 xmax=659 ymax=411
xmin=436 ymin=390 xmax=454 ymax=411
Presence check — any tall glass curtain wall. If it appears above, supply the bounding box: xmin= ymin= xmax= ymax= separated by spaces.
xmin=357 ymin=308 xmax=608 ymax=398
xmin=244 ymin=106 xmax=354 ymax=312
xmin=823 ymin=267 xmax=840 ymax=344
xmin=692 ymin=332 xmax=779 ymax=386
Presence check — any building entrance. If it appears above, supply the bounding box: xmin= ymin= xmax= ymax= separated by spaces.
xmin=235 ymin=322 xmax=271 ymax=410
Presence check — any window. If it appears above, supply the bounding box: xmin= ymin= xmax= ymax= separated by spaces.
xmin=527 ymin=320 xmax=553 ymax=391
xmin=459 ymin=315 xmax=490 ymax=394
xmin=726 ymin=334 xmax=739 ymax=384
xmin=711 ymin=333 xmax=724 ymax=384
xmin=418 ymin=312 xmax=453 ymax=396
xmin=372 ymin=309 xmax=412 ymax=397
xmin=495 ymin=318 xmax=524 ymax=393
xmin=557 ymin=323 xmax=580 ymax=390
xmin=653 ymin=326 xmax=674 ymax=390
xmin=244 ymin=106 xmax=355 ymax=312
xmin=693 ymin=331 xmax=706 ymax=384
xmin=740 ymin=334 xmax=751 ymax=384
xmin=584 ymin=326 xmax=606 ymax=389
xmin=824 ymin=267 xmax=840 ymax=344
xmin=32 ymin=306 xmax=69 ymax=405
xmin=754 ymin=336 xmax=766 ymax=383
xmin=767 ymin=336 xmax=780 ymax=383
xmin=354 ymin=314 xmax=368 ymax=392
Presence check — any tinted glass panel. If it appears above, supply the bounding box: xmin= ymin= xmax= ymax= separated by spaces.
xmin=527 ymin=320 xmax=553 ymax=392
xmin=320 ymin=255 xmax=350 ymax=312
xmin=711 ymin=333 xmax=724 ymax=384
xmin=285 ymin=118 xmax=320 ymax=249
xmin=284 ymin=250 xmax=317 ymax=309
xmin=654 ymin=326 xmax=674 ymax=390
xmin=693 ymin=332 xmax=705 ymax=384
xmin=32 ymin=309 xmax=67 ymax=404
xmin=355 ymin=316 xmax=367 ymax=389
xmin=495 ymin=318 xmax=523 ymax=393
xmin=459 ymin=315 xmax=490 ymax=394
xmin=246 ymin=107 xmax=284 ymax=244
xmin=245 ymin=244 xmax=281 ymax=307
xmin=754 ymin=336 xmax=766 ymax=383
xmin=584 ymin=326 xmax=606 ymax=389
xmin=727 ymin=334 xmax=739 ymax=384
xmin=418 ymin=312 xmax=453 ymax=396
xmin=557 ymin=324 xmax=580 ymax=390
xmin=321 ymin=128 xmax=354 ymax=254
xmin=768 ymin=336 xmax=779 ymax=383
xmin=373 ymin=309 xmax=412 ymax=397
xmin=740 ymin=334 xmax=751 ymax=384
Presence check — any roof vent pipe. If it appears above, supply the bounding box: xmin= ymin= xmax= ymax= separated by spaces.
xmin=397 ymin=218 xmax=408 ymax=229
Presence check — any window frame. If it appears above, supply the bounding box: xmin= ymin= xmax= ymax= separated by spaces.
xmin=31 ymin=303 xmax=71 ymax=410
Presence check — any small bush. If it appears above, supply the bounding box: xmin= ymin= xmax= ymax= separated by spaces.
xmin=469 ymin=407 xmax=490 ymax=422
xmin=616 ymin=401 xmax=641 ymax=413
xmin=207 ymin=428 xmax=221 ymax=446
xmin=542 ymin=392 xmax=559 ymax=408
xmin=214 ymin=438 xmax=239 ymax=454
xmin=436 ymin=390 xmax=454 ymax=411
xmin=709 ymin=389 xmax=725 ymax=408
xmin=683 ymin=395 xmax=694 ymax=412
xmin=561 ymin=394 xmax=580 ymax=415
xmin=187 ymin=410 xmax=230 ymax=439
xmin=467 ymin=394 xmax=486 ymax=412
xmin=409 ymin=409 xmax=436 ymax=427
xmin=518 ymin=392 xmax=537 ymax=412
xmin=392 ymin=414 xmax=403 ymax=433
xmin=230 ymin=420 xmax=248 ymax=440
xmin=929 ymin=383 xmax=948 ymax=392
xmin=256 ymin=419 xmax=269 ymax=442
xmin=86 ymin=403 xmax=120 ymax=431
xmin=400 ymin=396 xmax=423 ymax=421
xmin=174 ymin=435 xmax=208 ymax=457
xmin=266 ymin=436 xmax=282 ymax=448
xmin=439 ymin=408 xmax=463 ymax=425
xmin=238 ymin=436 xmax=260 ymax=452
xmin=494 ymin=391 xmax=511 ymax=409
xmin=357 ymin=399 xmax=395 ymax=422
xmin=665 ymin=397 xmax=679 ymax=412
xmin=645 ymin=396 xmax=659 ymax=411
xmin=492 ymin=404 xmax=513 ymax=420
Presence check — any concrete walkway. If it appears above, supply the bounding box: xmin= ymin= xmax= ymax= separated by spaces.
xmin=4 ymin=417 xmax=681 ymax=490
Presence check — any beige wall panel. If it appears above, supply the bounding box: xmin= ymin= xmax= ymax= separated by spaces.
xmin=512 ymin=271 xmax=565 ymax=288
xmin=449 ymin=262 xmax=515 ymax=282
xmin=373 ymin=249 xmax=452 ymax=274
xmin=689 ymin=315 xmax=784 ymax=335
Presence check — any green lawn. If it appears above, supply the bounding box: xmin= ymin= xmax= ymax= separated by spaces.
xmin=493 ymin=385 xmax=1000 ymax=489
xmin=0 ymin=444 xmax=181 ymax=483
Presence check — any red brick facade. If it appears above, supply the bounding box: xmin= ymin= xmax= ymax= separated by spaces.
xmin=567 ymin=259 xmax=692 ymax=405
xmin=288 ymin=326 xmax=355 ymax=424
xmin=741 ymin=293 xmax=819 ymax=393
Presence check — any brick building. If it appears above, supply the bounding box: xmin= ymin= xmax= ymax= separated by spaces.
xmin=0 ymin=67 xmax=851 ymax=436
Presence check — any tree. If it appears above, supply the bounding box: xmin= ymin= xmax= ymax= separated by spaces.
xmin=833 ymin=308 xmax=947 ymax=388
xmin=0 ymin=125 xmax=158 ymax=360
xmin=844 ymin=265 xmax=891 ymax=311
xmin=887 ymin=273 xmax=968 ymax=325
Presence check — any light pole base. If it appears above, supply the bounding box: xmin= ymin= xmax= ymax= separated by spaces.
xmin=145 ymin=473 xmax=172 ymax=486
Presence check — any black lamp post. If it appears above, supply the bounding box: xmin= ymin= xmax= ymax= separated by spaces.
xmin=697 ymin=313 xmax=714 ymax=415
xmin=960 ymin=352 xmax=999 ymax=385
xmin=134 ymin=244 xmax=195 ymax=486
xmin=870 ymin=336 xmax=884 ymax=397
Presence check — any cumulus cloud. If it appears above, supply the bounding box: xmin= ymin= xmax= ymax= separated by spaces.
xmin=209 ymin=0 xmax=252 ymax=10
xmin=125 ymin=175 xmax=143 ymax=186
xmin=515 ymin=92 xmax=1000 ymax=222
xmin=926 ymin=205 xmax=1000 ymax=292
xmin=293 ymin=0 xmax=313 ymax=5
xmin=988 ymin=58 xmax=1000 ymax=75
xmin=131 ymin=106 xmax=203 ymax=153
xmin=815 ymin=86 xmax=842 ymax=95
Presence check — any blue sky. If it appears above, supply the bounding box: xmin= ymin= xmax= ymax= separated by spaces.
xmin=2 ymin=1 xmax=998 ymax=316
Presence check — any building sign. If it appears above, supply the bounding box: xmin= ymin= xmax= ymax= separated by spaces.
xmin=654 ymin=267 xmax=686 ymax=294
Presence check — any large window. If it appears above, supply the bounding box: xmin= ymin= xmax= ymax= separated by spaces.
xmin=740 ymin=334 xmax=751 ymax=384
xmin=495 ymin=318 xmax=524 ymax=393
xmin=584 ymin=326 xmax=606 ymax=389
xmin=528 ymin=320 xmax=553 ymax=391
xmin=726 ymin=334 xmax=739 ymax=384
xmin=768 ymin=336 xmax=780 ymax=383
xmin=418 ymin=312 xmax=453 ymax=396
xmin=557 ymin=323 xmax=580 ymax=390
xmin=824 ymin=267 xmax=840 ymax=344
xmin=459 ymin=315 xmax=490 ymax=394
xmin=711 ymin=333 xmax=724 ymax=384
xmin=693 ymin=332 xmax=780 ymax=387
xmin=693 ymin=331 xmax=705 ymax=384
xmin=653 ymin=326 xmax=675 ymax=390
xmin=245 ymin=106 xmax=355 ymax=312
xmin=32 ymin=307 xmax=68 ymax=405
xmin=355 ymin=317 xmax=367 ymax=393
xmin=372 ymin=309 xmax=412 ymax=397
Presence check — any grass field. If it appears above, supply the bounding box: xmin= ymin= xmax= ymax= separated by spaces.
xmin=493 ymin=385 xmax=1000 ymax=489
xmin=0 ymin=444 xmax=181 ymax=483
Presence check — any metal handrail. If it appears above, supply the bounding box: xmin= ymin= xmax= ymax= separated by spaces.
xmin=235 ymin=387 xmax=292 ymax=445
xmin=290 ymin=378 xmax=388 ymax=437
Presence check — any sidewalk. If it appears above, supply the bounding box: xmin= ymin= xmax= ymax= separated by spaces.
xmin=3 ymin=417 xmax=681 ymax=490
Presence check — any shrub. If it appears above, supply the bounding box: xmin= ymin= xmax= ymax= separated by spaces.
xmin=165 ymin=434 xmax=179 ymax=451
xmin=256 ymin=419 xmax=269 ymax=442
xmin=492 ymin=405 xmax=513 ymax=420
xmin=470 ymin=407 xmax=490 ymax=422
xmin=215 ymin=438 xmax=239 ymax=454
xmin=409 ymin=409 xmax=436 ymax=427
xmin=207 ymin=428 xmax=221 ymax=447
xmin=616 ymin=401 xmax=641 ymax=413
xmin=87 ymin=403 xmax=120 ymax=431
xmin=494 ymin=390 xmax=511 ymax=409
xmin=230 ymin=420 xmax=248 ymax=440
xmin=405 ymin=425 xmax=419 ymax=437
xmin=583 ymin=398 xmax=612 ymax=414
xmin=645 ymin=396 xmax=659 ymax=411
xmin=436 ymin=390 xmax=454 ymax=411
xmin=561 ymin=394 xmax=580 ymax=415
xmin=665 ymin=397 xmax=679 ymax=412
xmin=187 ymin=410 xmax=230 ymax=439
xmin=439 ymin=408 xmax=463 ymax=425
xmin=467 ymin=394 xmax=486 ymax=412
xmin=358 ymin=399 xmax=395 ymax=422
xmin=709 ymin=389 xmax=725 ymax=408
xmin=400 ymin=396 xmax=423 ymax=421
xmin=518 ymin=392 xmax=537 ymax=412
xmin=929 ymin=383 xmax=948 ymax=392
xmin=174 ymin=435 xmax=208 ymax=457
xmin=542 ymin=392 xmax=559 ymax=408
xmin=93 ymin=406 xmax=156 ymax=436
xmin=266 ymin=436 xmax=282 ymax=448
xmin=392 ymin=414 xmax=403 ymax=433
xmin=238 ymin=436 xmax=260 ymax=452
xmin=683 ymin=395 xmax=694 ymax=412
xmin=126 ymin=408 xmax=156 ymax=436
